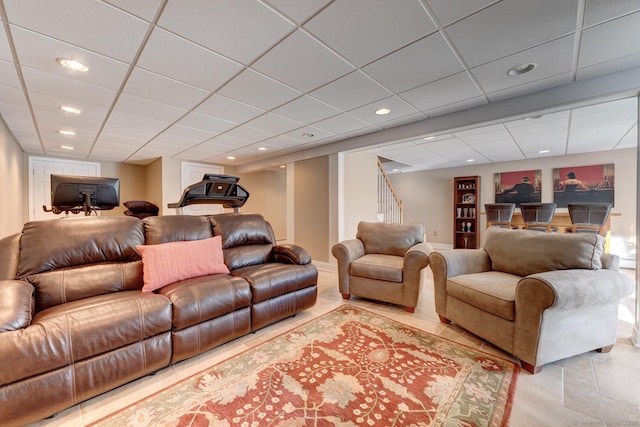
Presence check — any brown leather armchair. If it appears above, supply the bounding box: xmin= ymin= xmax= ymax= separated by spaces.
xmin=332 ymin=221 xmax=432 ymax=312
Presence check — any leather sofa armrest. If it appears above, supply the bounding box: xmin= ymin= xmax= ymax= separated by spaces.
xmin=0 ymin=280 xmax=35 ymax=332
xmin=273 ymin=244 xmax=311 ymax=265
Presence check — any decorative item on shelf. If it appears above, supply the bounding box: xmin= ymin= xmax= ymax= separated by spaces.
xmin=470 ymin=207 xmax=476 ymax=218
xmin=462 ymin=193 xmax=476 ymax=204
xmin=457 ymin=207 xmax=462 ymax=217
xmin=463 ymin=207 xmax=469 ymax=218
xmin=467 ymin=222 xmax=472 ymax=232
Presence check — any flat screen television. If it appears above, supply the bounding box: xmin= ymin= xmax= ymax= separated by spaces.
xmin=50 ymin=174 xmax=120 ymax=215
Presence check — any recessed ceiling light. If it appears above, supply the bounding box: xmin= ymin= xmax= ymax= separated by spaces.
xmin=375 ymin=108 xmax=391 ymax=115
xmin=57 ymin=58 xmax=89 ymax=72
xmin=538 ymin=149 xmax=550 ymax=154
xmin=392 ymin=168 xmax=399 ymax=172
xmin=58 ymin=130 xmax=76 ymax=136
xmin=60 ymin=145 xmax=74 ymax=150
xmin=226 ymin=156 xmax=236 ymax=160
xmin=279 ymin=165 xmax=286 ymax=168
xmin=466 ymin=159 xmax=475 ymax=162
xmin=423 ymin=136 xmax=435 ymax=140
xmin=257 ymin=146 xmax=267 ymax=151
xmin=524 ymin=115 xmax=543 ymax=121
xmin=507 ymin=62 xmax=536 ymax=76
xmin=60 ymin=105 xmax=82 ymax=114
xmin=302 ymin=132 xmax=314 ymax=138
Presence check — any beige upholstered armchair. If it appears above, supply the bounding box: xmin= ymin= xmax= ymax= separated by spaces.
xmin=429 ymin=227 xmax=634 ymax=374
xmin=332 ymin=221 xmax=432 ymax=312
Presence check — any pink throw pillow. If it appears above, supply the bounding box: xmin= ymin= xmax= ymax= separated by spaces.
xmin=137 ymin=236 xmax=229 ymax=292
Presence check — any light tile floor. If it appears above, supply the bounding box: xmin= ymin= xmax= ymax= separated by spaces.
xmin=29 ymin=267 xmax=640 ymax=426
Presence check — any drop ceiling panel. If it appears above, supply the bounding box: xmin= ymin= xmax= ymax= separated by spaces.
xmin=0 ymin=84 xmax=28 ymax=105
xmin=113 ymin=93 xmax=188 ymax=123
xmin=21 ymin=67 xmax=117 ymax=107
xmin=583 ymin=0 xmax=640 ymax=26
xmin=304 ymin=0 xmax=437 ymax=67
xmin=348 ymin=96 xmax=422 ymax=125
xmin=264 ymin=0 xmax=332 ymax=24
xmin=252 ymin=30 xmax=354 ymax=93
xmin=399 ymin=72 xmax=483 ymax=112
xmin=0 ymin=25 xmax=13 ymax=61
xmin=0 ymin=61 xmax=21 ymax=88
xmin=272 ymin=95 xmax=341 ymax=124
xmin=123 ymin=67 xmax=210 ymax=109
xmin=486 ymin=73 xmax=573 ymax=102
xmin=423 ymin=138 xmax=487 ymax=164
xmin=244 ymin=113 xmax=305 ymax=134
xmin=363 ymin=33 xmax=465 ymax=93
xmin=226 ymin=125 xmax=274 ymax=142
xmin=10 ymin=26 xmax=129 ymax=90
xmin=311 ymin=113 xmax=373 ymax=135
xmin=29 ymin=92 xmax=108 ymax=123
xmin=282 ymin=125 xmax=333 ymax=142
xmin=445 ymin=0 xmax=579 ymax=67
xmin=102 ymin=0 xmax=164 ymax=22
xmin=471 ymin=36 xmax=575 ymax=94
xmin=158 ymin=0 xmax=294 ymax=64
xmin=427 ymin=0 xmax=499 ymax=26
xmin=578 ymin=11 xmax=640 ymax=68
xmin=310 ymin=71 xmax=392 ymax=111
xmin=217 ymin=69 xmax=301 ymax=110
xmin=194 ymin=94 xmax=265 ymax=124
xmin=136 ymin=28 xmax=243 ymax=92
xmin=175 ymin=112 xmax=236 ymax=134
xmin=4 ymin=0 xmax=149 ymax=62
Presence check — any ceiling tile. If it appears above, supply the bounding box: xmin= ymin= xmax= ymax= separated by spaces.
xmin=137 ymin=28 xmax=243 ymax=91
xmin=158 ymin=0 xmax=294 ymax=64
xmin=29 ymin=92 xmax=108 ymax=123
xmin=304 ymin=0 xmax=437 ymax=66
xmin=363 ymin=32 xmax=464 ymax=93
xmin=310 ymin=71 xmax=392 ymax=111
xmin=124 ymin=67 xmax=211 ymax=109
xmin=282 ymin=125 xmax=333 ymax=142
xmin=427 ymin=0 xmax=498 ymax=26
xmin=4 ymin=0 xmax=149 ymax=62
xmin=455 ymin=126 xmax=524 ymax=162
xmin=348 ymin=96 xmax=421 ymax=125
xmin=423 ymin=96 xmax=487 ymax=118
xmin=472 ymin=35 xmax=575 ymax=94
xmin=244 ymin=113 xmax=305 ymax=134
xmin=21 ymin=67 xmax=117 ymax=107
xmin=485 ymin=73 xmax=573 ymax=102
xmin=583 ymin=0 xmax=640 ymax=26
xmin=0 ymin=83 xmax=28 ymax=105
xmin=0 ymin=61 xmax=21 ymax=88
xmin=271 ymin=95 xmax=341 ymax=124
xmin=10 ymin=26 xmax=130 ymax=90
xmin=577 ymin=53 xmax=640 ymax=81
xmin=264 ymin=0 xmax=332 ymax=24
xmin=0 ymin=26 xmax=14 ymax=62
xmin=113 ymin=93 xmax=188 ymax=123
xmin=399 ymin=72 xmax=483 ymax=111
xmin=252 ymin=30 xmax=354 ymax=92
xmin=194 ymin=94 xmax=265 ymax=124
xmin=226 ymin=125 xmax=274 ymax=142
xmin=445 ymin=0 xmax=579 ymax=67
xmin=310 ymin=113 xmax=373 ymax=135
xmin=176 ymin=112 xmax=237 ymax=134
xmin=579 ymin=11 xmax=640 ymax=68
xmin=218 ymin=69 xmax=301 ymax=110
xmin=103 ymin=0 xmax=164 ymax=21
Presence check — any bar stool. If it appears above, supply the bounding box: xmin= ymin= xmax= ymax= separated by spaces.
xmin=485 ymin=203 xmax=516 ymax=228
xmin=567 ymin=203 xmax=612 ymax=235
xmin=520 ymin=203 xmax=556 ymax=232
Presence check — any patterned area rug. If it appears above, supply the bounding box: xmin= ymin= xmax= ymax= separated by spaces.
xmin=92 ymin=305 xmax=518 ymax=426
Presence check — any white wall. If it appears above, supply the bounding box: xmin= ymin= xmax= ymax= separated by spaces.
xmin=0 ymin=118 xmax=25 ymax=238
xmin=341 ymin=151 xmax=379 ymax=240
xmin=390 ymin=148 xmax=637 ymax=260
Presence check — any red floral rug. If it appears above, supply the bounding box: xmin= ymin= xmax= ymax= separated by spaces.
xmin=92 ymin=305 xmax=518 ymax=426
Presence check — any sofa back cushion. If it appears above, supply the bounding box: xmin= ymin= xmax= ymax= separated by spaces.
xmin=17 ymin=217 xmax=145 ymax=312
xmin=483 ymin=227 xmax=605 ymax=276
xmin=209 ymin=213 xmax=275 ymax=270
xmin=357 ymin=221 xmax=424 ymax=256
xmin=143 ymin=215 xmax=212 ymax=244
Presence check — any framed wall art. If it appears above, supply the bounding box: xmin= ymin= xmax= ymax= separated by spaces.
xmin=494 ymin=169 xmax=541 ymax=206
xmin=552 ymin=163 xmax=614 ymax=207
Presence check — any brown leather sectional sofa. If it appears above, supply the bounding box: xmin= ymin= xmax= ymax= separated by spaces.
xmin=0 ymin=213 xmax=317 ymax=426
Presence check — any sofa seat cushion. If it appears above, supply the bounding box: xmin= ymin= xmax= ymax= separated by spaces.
xmin=447 ymin=271 xmax=520 ymax=321
xmin=483 ymin=227 xmax=605 ymax=276
xmin=0 ymin=291 xmax=171 ymax=387
xmin=158 ymin=275 xmax=251 ymax=331
xmin=232 ymin=263 xmax=317 ymax=304
xmin=350 ymin=254 xmax=403 ymax=282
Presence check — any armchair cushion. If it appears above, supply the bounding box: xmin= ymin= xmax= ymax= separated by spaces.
xmin=448 ymin=271 xmax=519 ymax=321
xmin=350 ymin=254 xmax=403 ymax=282
xmin=357 ymin=221 xmax=424 ymax=256
xmin=483 ymin=227 xmax=604 ymax=277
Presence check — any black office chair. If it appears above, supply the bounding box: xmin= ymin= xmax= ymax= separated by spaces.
xmin=485 ymin=203 xmax=516 ymax=229
xmin=567 ymin=203 xmax=612 ymax=235
xmin=520 ymin=203 xmax=556 ymax=232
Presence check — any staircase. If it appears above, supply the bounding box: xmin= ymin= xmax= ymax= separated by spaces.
xmin=377 ymin=158 xmax=403 ymax=224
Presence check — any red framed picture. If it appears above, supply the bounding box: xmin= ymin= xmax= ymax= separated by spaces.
xmin=494 ymin=169 xmax=541 ymax=206
xmin=552 ymin=164 xmax=614 ymax=207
